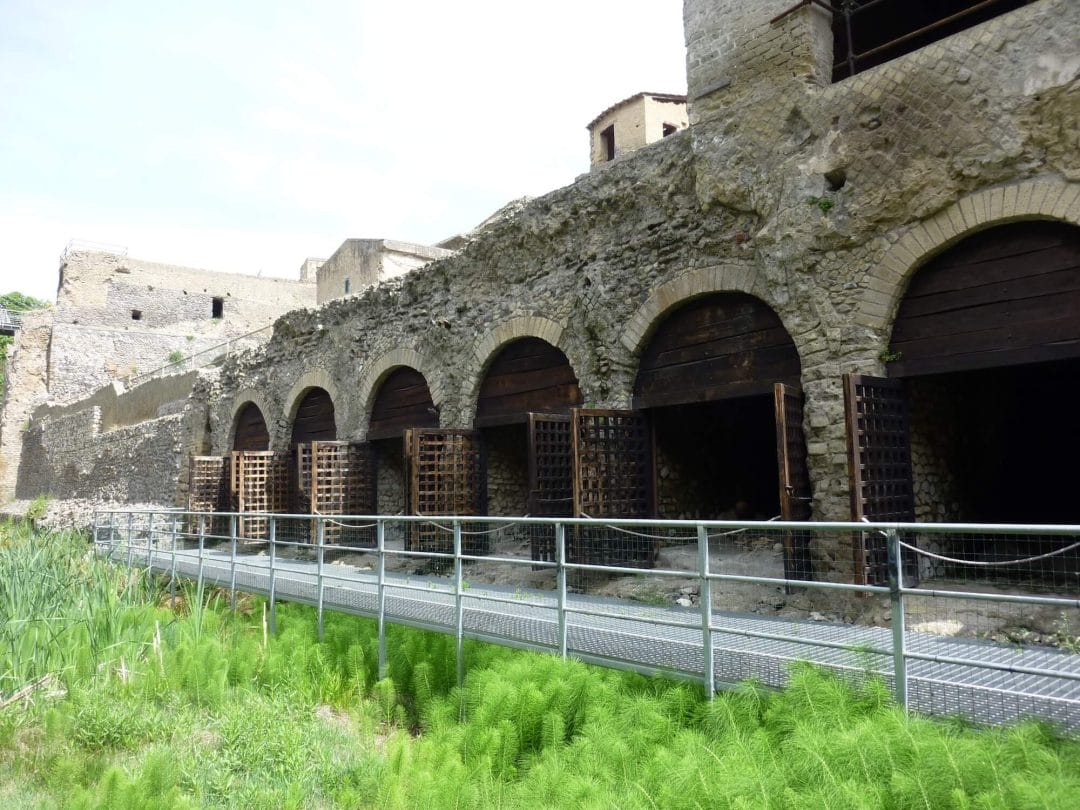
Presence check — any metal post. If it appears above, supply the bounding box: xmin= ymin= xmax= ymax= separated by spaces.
xmin=145 ymin=512 xmax=155 ymax=599
xmin=197 ymin=515 xmax=206 ymax=593
xmin=108 ymin=512 xmax=116 ymax=557
xmin=268 ymin=517 xmax=277 ymax=634
xmin=229 ymin=515 xmax=238 ymax=613
xmin=126 ymin=512 xmax=134 ymax=569
xmin=169 ymin=513 xmax=178 ymax=607
xmin=377 ymin=519 xmax=387 ymax=678
xmin=316 ymin=517 xmax=325 ymax=641
xmin=888 ymin=528 xmax=908 ymax=710
xmin=92 ymin=508 xmax=99 ymax=550
xmin=698 ymin=524 xmax=715 ymax=700
xmin=454 ymin=520 xmax=464 ymax=688
xmin=556 ymin=523 xmax=568 ymax=659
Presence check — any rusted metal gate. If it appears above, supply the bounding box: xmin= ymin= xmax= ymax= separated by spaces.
xmin=404 ymin=428 xmax=486 ymax=554
xmin=230 ymin=450 xmax=289 ymax=540
xmin=187 ymin=455 xmax=229 ymax=535
xmin=774 ymin=384 xmax=814 ymax=582
xmin=527 ymin=413 xmax=573 ymax=561
xmin=843 ymin=374 xmax=915 ymax=585
xmin=571 ymin=409 xmax=656 ymax=567
xmin=296 ymin=441 xmax=377 ymax=548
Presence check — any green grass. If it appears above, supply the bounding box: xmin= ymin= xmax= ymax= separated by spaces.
xmin=1 ymin=521 xmax=1078 ymax=808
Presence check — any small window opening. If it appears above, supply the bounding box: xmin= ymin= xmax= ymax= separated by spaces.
xmin=662 ymin=123 xmax=678 ymax=137
xmin=601 ymin=125 xmax=615 ymax=161
xmin=211 ymin=297 xmax=224 ymax=319
xmin=344 ymin=278 xmax=351 ymax=294
xmin=131 ymin=309 xmax=142 ymax=321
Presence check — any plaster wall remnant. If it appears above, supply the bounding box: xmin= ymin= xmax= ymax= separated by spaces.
xmin=4 ymin=0 xmax=1079 ymax=582
xmin=587 ymin=92 xmax=688 ymax=167
xmin=315 ymin=239 xmax=455 ymax=305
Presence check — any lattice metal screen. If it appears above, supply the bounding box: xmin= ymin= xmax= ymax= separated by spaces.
xmin=844 ymin=374 xmax=916 ymax=585
xmin=528 ymin=413 xmax=573 ymax=562
xmin=187 ymin=455 xmax=229 ymax=536
xmin=305 ymin=441 xmax=377 ymax=548
xmin=231 ymin=450 xmax=290 ymax=540
xmin=774 ymin=384 xmax=814 ymax=581
xmin=571 ymin=409 xmax=655 ymax=568
xmin=405 ymin=429 xmax=486 ymax=554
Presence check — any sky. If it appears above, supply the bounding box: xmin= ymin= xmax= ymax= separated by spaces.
xmin=0 ymin=0 xmax=687 ymax=303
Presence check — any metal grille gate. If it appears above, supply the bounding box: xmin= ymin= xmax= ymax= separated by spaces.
xmin=774 ymin=384 xmax=814 ymax=581
xmin=230 ymin=450 xmax=290 ymax=541
xmin=404 ymin=429 xmax=486 ymax=554
xmin=187 ymin=455 xmax=229 ymax=535
xmin=527 ymin=413 xmax=573 ymax=561
xmin=297 ymin=441 xmax=377 ymax=548
xmin=571 ymin=409 xmax=656 ymax=567
xmin=843 ymin=373 xmax=916 ymax=584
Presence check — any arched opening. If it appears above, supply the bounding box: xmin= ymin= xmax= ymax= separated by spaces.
xmin=289 ymin=387 xmax=337 ymax=445
xmin=368 ymin=367 xmax=438 ymax=516
xmin=634 ymin=292 xmax=811 ymax=578
xmin=848 ymin=221 xmax=1080 ymax=583
xmin=232 ymin=402 xmax=270 ymax=451
xmin=475 ymin=337 xmax=582 ymax=520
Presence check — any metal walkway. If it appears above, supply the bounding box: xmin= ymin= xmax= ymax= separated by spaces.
xmin=111 ymin=543 xmax=1080 ymax=733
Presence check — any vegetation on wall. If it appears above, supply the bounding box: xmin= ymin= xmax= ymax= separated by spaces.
xmin=1 ymin=523 xmax=1078 ymax=808
xmin=0 ymin=291 xmax=48 ymax=394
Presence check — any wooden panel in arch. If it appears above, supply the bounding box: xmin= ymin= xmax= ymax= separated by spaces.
xmin=233 ymin=403 xmax=270 ymax=451
xmin=475 ymin=338 xmax=582 ymax=427
xmin=633 ymin=292 xmax=801 ymax=409
xmin=774 ymin=383 xmax=813 ymax=583
xmin=368 ymin=367 xmax=438 ymax=441
xmin=290 ymin=388 xmax=337 ymax=444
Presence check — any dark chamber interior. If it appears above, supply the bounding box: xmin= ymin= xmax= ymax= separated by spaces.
xmin=913 ymin=357 xmax=1080 ymax=525
xmin=652 ymin=396 xmax=780 ymax=520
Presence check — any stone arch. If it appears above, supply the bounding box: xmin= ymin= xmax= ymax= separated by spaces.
xmin=356 ymin=346 xmax=447 ymax=429
xmin=461 ymin=316 xmax=582 ymax=421
xmin=620 ymin=264 xmax=766 ymax=355
xmin=283 ymin=368 xmax=345 ymax=439
xmin=860 ymin=177 xmax=1080 ymax=332
xmin=229 ymin=389 xmax=274 ymax=450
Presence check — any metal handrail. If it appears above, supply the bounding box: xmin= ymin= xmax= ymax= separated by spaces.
xmin=93 ymin=510 xmax=1080 ymax=732
xmin=122 ymin=324 xmax=274 ymax=388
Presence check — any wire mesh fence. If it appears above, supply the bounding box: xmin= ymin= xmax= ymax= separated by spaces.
xmin=93 ymin=510 xmax=1080 ymax=734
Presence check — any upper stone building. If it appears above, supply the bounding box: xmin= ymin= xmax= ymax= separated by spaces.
xmin=587 ymin=92 xmax=688 ymax=167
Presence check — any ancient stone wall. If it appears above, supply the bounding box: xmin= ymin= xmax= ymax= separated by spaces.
xmin=6 ymin=1 xmax=1080 ymax=582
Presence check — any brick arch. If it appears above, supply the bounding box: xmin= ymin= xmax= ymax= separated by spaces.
xmin=860 ymin=177 xmax=1080 ymax=332
xmin=283 ymin=368 xmax=345 ymax=438
xmin=357 ymin=347 xmax=447 ymax=416
xmin=461 ymin=316 xmax=583 ymax=420
xmin=229 ymin=389 xmax=275 ymax=450
xmin=620 ymin=264 xmax=764 ymax=355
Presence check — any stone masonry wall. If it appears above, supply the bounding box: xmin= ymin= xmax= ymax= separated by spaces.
xmin=8 ymin=1 xmax=1080 ymax=582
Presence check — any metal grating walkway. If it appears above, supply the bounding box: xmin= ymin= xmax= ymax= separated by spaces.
xmin=109 ymin=544 xmax=1080 ymax=733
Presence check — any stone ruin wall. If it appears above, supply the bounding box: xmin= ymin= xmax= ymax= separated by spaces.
xmin=6 ymin=1 xmax=1080 ymax=579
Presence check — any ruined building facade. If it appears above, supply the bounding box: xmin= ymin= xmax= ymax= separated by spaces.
xmin=3 ymin=0 xmax=1079 ymax=584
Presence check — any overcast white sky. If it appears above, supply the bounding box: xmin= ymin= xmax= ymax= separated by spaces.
xmin=0 ymin=1 xmax=687 ymax=303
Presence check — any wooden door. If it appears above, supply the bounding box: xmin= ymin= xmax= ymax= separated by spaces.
xmin=571 ymin=408 xmax=655 ymax=567
xmin=404 ymin=428 xmax=485 ymax=553
xmin=774 ymin=384 xmax=814 ymax=582
xmin=527 ymin=413 xmax=573 ymax=561
xmin=843 ymin=374 xmax=915 ymax=585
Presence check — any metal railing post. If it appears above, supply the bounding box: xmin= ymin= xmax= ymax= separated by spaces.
xmin=126 ymin=512 xmax=134 ymax=569
xmin=170 ymin=513 xmax=178 ymax=608
xmin=92 ymin=508 xmax=98 ymax=550
xmin=556 ymin=523 xmax=568 ymax=659
xmin=197 ymin=515 xmax=206 ymax=592
xmin=268 ymin=517 xmax=277 ymax=634
xmin=229 ymin=515 xmax=238 ymax=612
xmin=888 ymin=528 xmax=908 ymax=710
xmin=145 ymin=512 xmax=155 ymax=599
xmin=454 ymin=520 xmax=464 ymax=688
xmin=377 ymin=519 xmax=387 ymax=678
xmin=108 ymin=512 xmax=116 ymax=558
xmin=316 ymin=517 xmax=325 ymax=641
xmin=698 ymin=524 xmax=715 ymax=700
